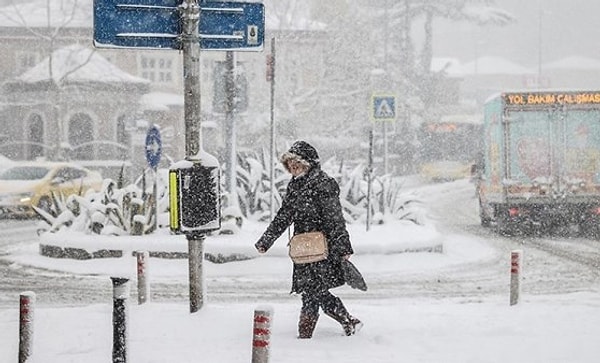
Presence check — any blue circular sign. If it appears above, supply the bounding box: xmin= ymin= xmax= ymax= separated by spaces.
xmin=145 ymin=125 xmax=162 ymax=169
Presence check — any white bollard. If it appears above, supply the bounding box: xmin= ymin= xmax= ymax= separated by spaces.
xmin=136 ymin=251 xmax=150 ymax=305
xmin=510 ymin=250 xmax=522 ymax=306
xmin=252 ymin=307 xmax=273 ymax=363
xmin=19 ymin=291 xmax=35 ymax=363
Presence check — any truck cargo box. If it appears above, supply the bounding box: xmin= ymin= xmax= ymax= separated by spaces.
xmin=476 ymin=90 xmax=600 ymax=235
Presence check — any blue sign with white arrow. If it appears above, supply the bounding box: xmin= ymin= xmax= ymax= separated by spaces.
xmin=93 ymin=0 xmax=265 ymax=51
xmin=145 ymin=125 xmax=162 ymax=169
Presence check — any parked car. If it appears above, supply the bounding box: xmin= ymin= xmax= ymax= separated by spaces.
xmin=0 ymin=154 xmax=15 ymax=173
xmin=0 ymin=161 xmax=103 ymax=218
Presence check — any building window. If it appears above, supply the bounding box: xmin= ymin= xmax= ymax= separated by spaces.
xmin=27 ymin=114 xmax=44 ymax=160
xmin=116 ymin=115 xmax=129 ymax=146
xmin=69 ymin=113 xmax=94 ymax=160
xmin=139 ymin=54 xmax=174 ymax=84
xmin=15 ymin=51 xmax=39 ymax=73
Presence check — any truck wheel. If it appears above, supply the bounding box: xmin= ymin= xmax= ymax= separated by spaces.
xmin=494 ymin=207 xmax=514 ymax=236
xmin=479 ymin=203 xmax=491 ymax=227
xmin=579 ymin=220 xmax=599 ymax=239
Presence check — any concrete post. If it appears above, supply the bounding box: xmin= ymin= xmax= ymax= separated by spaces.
xmin=252 ymin=307 xmax=273 ymax=363
xmin=18 ymin=291 xmax=35 ymax=363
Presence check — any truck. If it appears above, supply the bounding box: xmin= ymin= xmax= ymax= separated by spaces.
xmin=476 ymin=90 xmax=600 ymax=236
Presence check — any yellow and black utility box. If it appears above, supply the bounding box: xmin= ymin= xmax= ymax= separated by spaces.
xmin=169 ymin=156 xmax=221 ymax=235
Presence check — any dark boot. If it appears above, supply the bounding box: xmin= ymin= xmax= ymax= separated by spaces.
xmin=298 ymin=313 xmax=319 ymax=339
xmin=323 ymin=297 xmax=363 ymax=336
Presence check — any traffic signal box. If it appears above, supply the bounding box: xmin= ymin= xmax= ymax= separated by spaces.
xmin=169 ymin=159 xmax=221 ymax=236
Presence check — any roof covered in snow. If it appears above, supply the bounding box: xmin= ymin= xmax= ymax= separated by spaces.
xmin=430 ymin=57 xmax=463 ymax=77
xmin=16 ymin=44 xmax=149 ymax=85
xmin=542 ymin=55 xmax=600 ymax=71
xmin=460 ymin=56 xmax=534 ymax=75
xmin=141 ymin=92 xmax=184 ymax=112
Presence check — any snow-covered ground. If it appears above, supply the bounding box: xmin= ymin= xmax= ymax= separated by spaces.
xmin=2 ymin=179 xmax=600 ymax=362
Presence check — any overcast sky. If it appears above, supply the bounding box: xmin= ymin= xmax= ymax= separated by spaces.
xmin=432 ymin=0 xmax=600 ymax=66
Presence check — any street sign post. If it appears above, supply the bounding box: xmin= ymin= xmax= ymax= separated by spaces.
xmin=145 ymin=125 xmax=162 ymax=233
xmin=93 ymin=0 xmax=265 ymax=51
xmin=94 ymin=0 xmax=266 ymax=314
xmin=145 ymin=125 xmax=162 ymax=169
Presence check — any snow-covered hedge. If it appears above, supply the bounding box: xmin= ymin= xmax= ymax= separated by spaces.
xmin=38 ymin=152 xmax=426 ymax=236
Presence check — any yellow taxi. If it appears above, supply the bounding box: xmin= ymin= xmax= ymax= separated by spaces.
xmin=419 ymin=160 xmax=473 ymax=183
xmin=0 ymin=161 xmax=103 ymax=218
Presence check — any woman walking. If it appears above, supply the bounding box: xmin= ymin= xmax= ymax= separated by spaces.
xmin=254 ymin=141 xmax=362 ymax=338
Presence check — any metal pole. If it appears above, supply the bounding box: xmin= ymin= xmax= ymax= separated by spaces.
xmin=181 ymin=0 xmax=205 ymax=313
xmin=383 ymin=122 xmax=388 ymax=175
xmin=153 ymin=166 xmax=158 ymax=231
xmin=182 ymin=0 xmax=201 ymax=158
xmin=269 ymin=38 xmax=276 ymax=221
xmin=383 ymin=0 xmax=389 ymax=176
xmin=224 ymin=51 xmax=237 ymax=209
xmin=366 ymin=127 xmax=374 ymax=231
xmin=537 ymin=0 xmax=542 ymax=78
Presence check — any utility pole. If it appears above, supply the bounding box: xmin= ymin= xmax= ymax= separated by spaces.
xmin=181 ymin=0 xmax=204 ymax=313
xmin=224 ymin=51 xmax=238 ymax=210
xmin=268 ymin=38 xmax=276 ymax=221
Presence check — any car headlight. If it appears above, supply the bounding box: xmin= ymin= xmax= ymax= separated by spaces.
xmin=15 ymin=192 xmax=35 ymax=203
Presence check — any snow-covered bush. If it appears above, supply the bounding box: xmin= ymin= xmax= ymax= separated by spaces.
xmin=234 ymin=149 xmax=288 ymax=222
xmin=37 ymin=151 xmax=425 ymax=236
xmin=232 ymin=152 xmax=426 ymax=226
xmin=36 ymin=169 xmax=169 ymax=235
xmin=326 ymin=161 xmax=426 ymax=225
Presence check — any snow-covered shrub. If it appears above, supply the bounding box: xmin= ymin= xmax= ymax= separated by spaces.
xmin=37 ymin=169 xmax=169 ymax=235
xmin=232 ymin=152 xmax=426 ymax=226
xmin=37 ymin=151 xmax=426 ymax=236
xmin=322 ymin=161 xmax=426 ymax=225
xmin=234 ymin=149 xmax=288 ymax=222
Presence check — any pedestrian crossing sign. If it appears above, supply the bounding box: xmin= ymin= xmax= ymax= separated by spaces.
xmin=371 ymin=94 xmax=397 ymax=121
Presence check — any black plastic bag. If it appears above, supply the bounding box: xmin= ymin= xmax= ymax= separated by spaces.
xmin=342 ymin=260 xmax=367 ymax=291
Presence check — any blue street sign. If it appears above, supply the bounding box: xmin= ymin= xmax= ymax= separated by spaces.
xmin=93 ymin=0 xmax=265 ymax=51
xmin=145 ymin=125 xmax=162 ymax=169
xmin=200 ymin=1 xmax=265 ymax=51
xmin=93 ymin=0 xmax=181 ymax=49
xmin=371 ymin=95 xmax=397 ymax=121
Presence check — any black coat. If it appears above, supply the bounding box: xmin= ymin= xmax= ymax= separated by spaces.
xmin=255 ymin=165 xmax=354 ymax=293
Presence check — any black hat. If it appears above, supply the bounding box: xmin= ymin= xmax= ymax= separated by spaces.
xmin=280 ymin=140 xmax=320 ymax=168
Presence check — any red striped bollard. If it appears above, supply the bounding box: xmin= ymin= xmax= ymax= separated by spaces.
xmin=136 ymin=251 xmax=150 ymax=305
xmin=19 ymin=291 xmax=35 ymax=363
xmin=252 ymin=307 xmax=273 ymax=363
xmin=510 ymin=250 xmax=522 ymax=306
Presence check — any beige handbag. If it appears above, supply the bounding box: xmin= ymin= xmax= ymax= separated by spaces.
xmin=288 ymin=231 xmax=329 ymax=264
